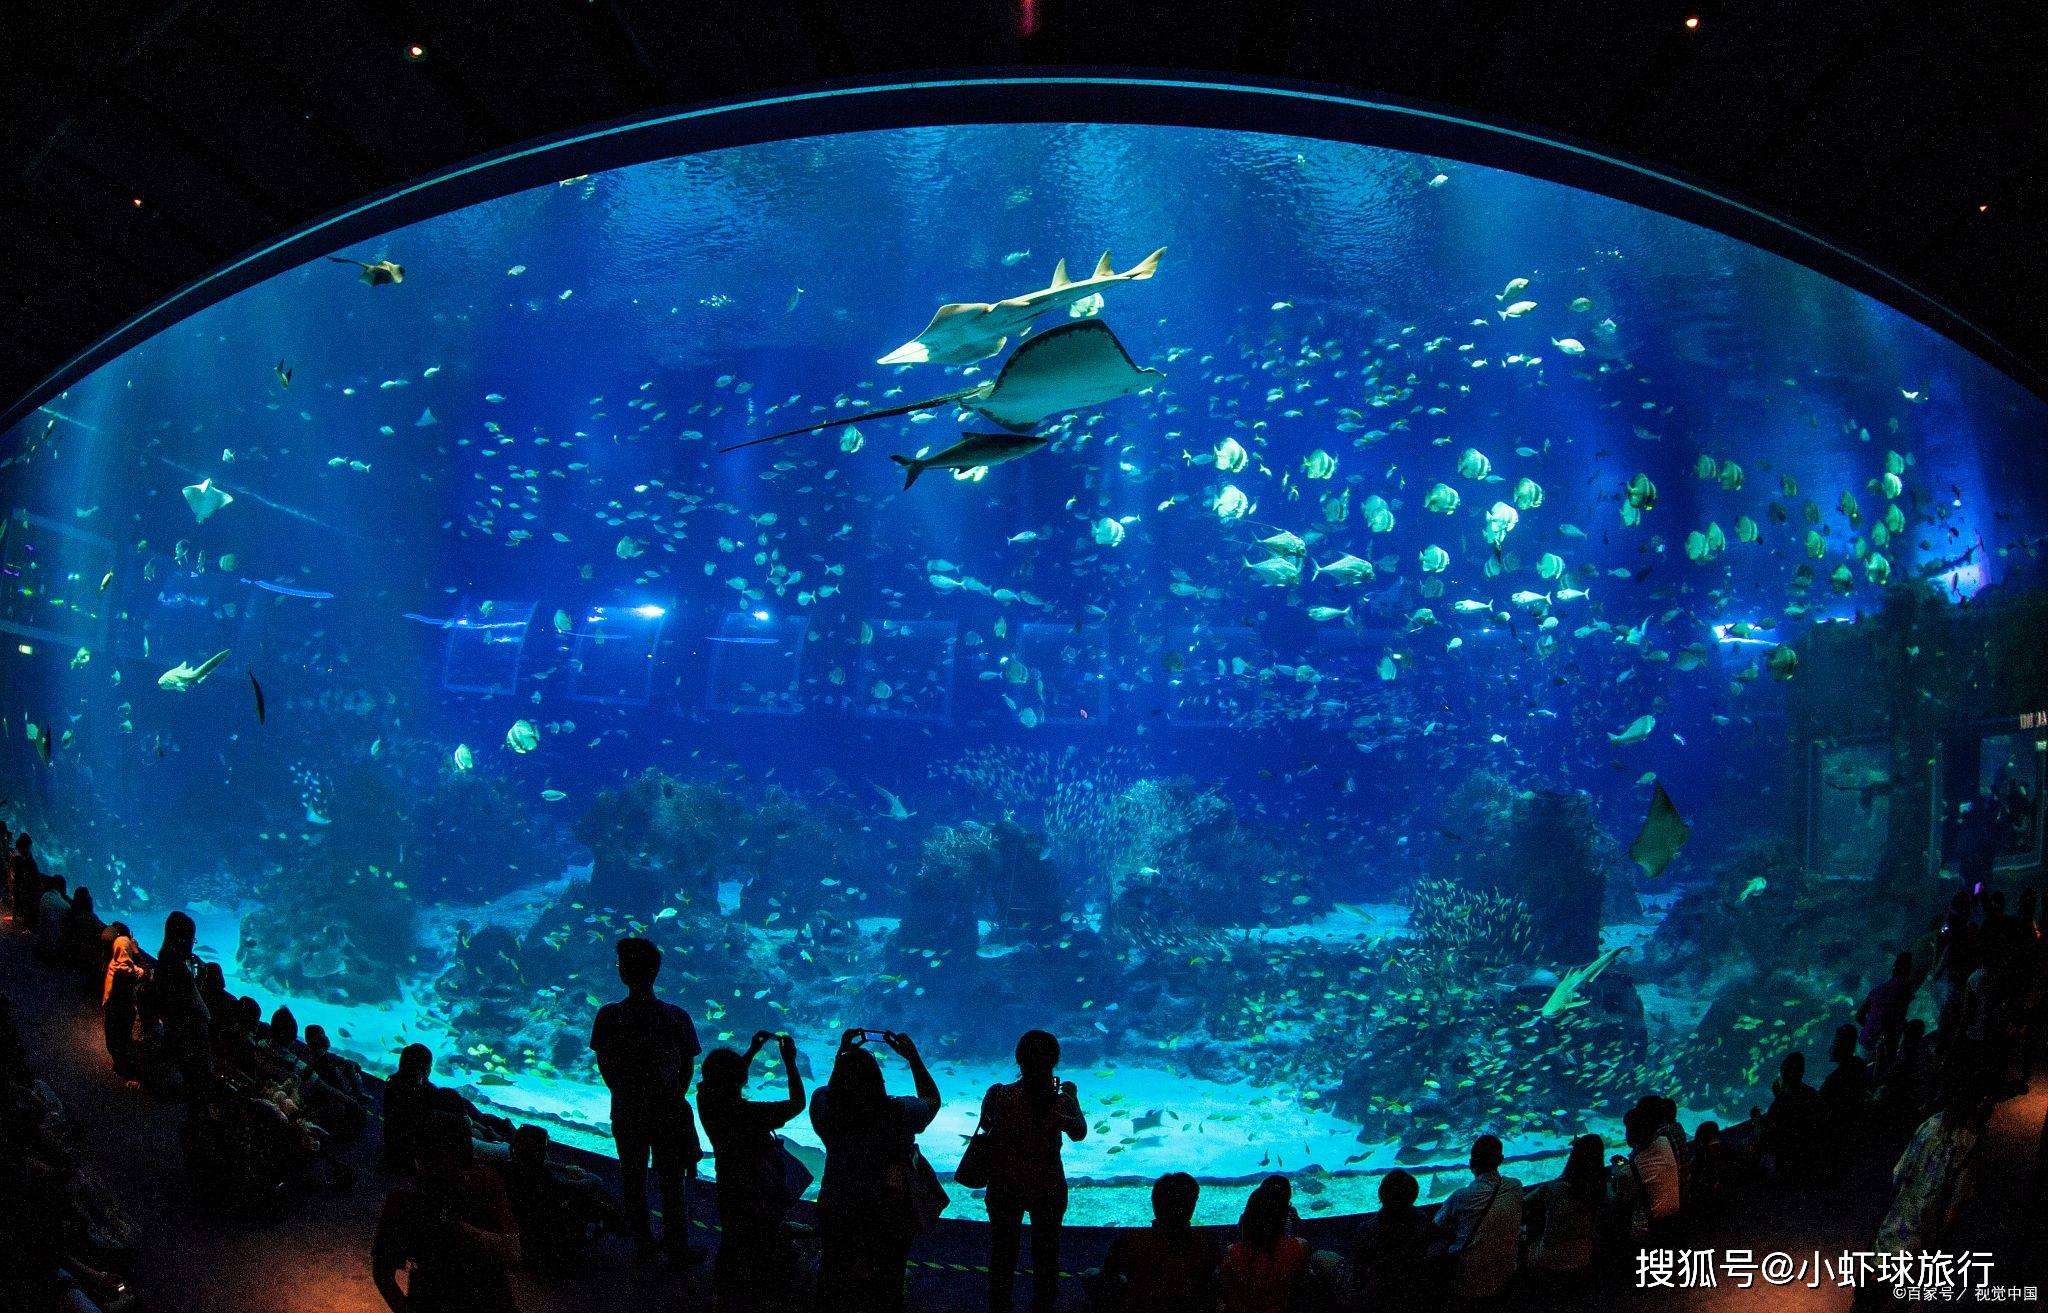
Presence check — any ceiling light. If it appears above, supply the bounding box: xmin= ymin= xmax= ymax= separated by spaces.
xmin=1684 ymin=15 xmax=1700 ymax=29
xmin=404 ymin=43 xmax=427 ymax=62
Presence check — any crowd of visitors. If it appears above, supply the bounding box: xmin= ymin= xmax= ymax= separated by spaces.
xmin=3 ymin=812 xmax=2046 ymax=1313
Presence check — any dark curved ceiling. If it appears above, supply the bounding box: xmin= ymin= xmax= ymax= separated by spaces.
xmin=5 ymin=0 xmax=2042 ymax=415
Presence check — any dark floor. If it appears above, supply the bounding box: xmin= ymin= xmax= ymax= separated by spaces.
xmin=3 ymin=926 xmax=2042 ymax=1312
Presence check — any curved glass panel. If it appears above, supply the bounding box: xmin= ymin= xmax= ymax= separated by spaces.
xmin=5 ymin=118 xmax=2045 ymax=1223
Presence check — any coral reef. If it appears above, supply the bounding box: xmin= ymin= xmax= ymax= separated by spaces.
xmin=1435 ymin=771 xmax=1612 ymax=961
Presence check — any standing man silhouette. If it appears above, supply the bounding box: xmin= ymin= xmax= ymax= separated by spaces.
xmin=590 ymin=936 xmax=703 ymax=1263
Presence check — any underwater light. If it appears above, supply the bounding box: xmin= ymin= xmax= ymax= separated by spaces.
xmin=632 ymin=604 xmax=666 ymax=619
xmin=15 ymin=643 xmax=31 ymax=655
xmin=752 ymin=609 xmax=770 ymax=622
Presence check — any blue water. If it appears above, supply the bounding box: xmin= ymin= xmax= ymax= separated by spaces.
xmin=4 ymin=122 xmax=2045 ymax=1222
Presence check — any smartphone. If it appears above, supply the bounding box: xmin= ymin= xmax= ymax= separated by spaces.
xmin=855 ymin=1028 xmax=891 ymax=1045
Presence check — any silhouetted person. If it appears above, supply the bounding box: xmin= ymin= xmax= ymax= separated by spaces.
xmin=304 ymin=1023 xmax=369 ymax=1100
xmin=1871 ymin=1095 xmax=1982 ymax=1265
xmin=1858 ymin=952 xmax=1915 ymax=1066
xmin=982 ymin=1029 xmax=1086 ymax=1313
xmin=811 ymin=1028 xmax=941 ymax=1313
xmin=589 ymin=936 xmax=702 ymax=1264
xmin=1220 ymin=1181 xmax=1309 ymax=1313
xmin=59 ymin=885 xmax=104 ymax=973
xmin=1687 ymin=1123 xmax=1727 ymax=1227
xmin=1879 ymin=1019 xmax=1937 ymax=1128
xmin=1819 ymin=1023 xmax=1874 ymax=1151
xmin=1096 ymin=1172 xmax=1220 ymax=1313
xmin=386 ymin=1043 xmax=440 ymax=1172
xmin=1755 ymin=1051 xmax=1821 ymax=1178
xmin=1432 ymin=1134 xmax=1522 ymax=1301
xmin=7 ymin=833 xmax=45 ymax=930
xmin=1349 ymin=1168 xmax=1443 ymax=1313
xmin=34 ymin=874 xmax=70 ymax=960
xmin=1614 ymin=1105 xmax=1680 ymax=1238
xmin=372 ymin=1111 xmax=522 ymax=1313
xmin=1522 ymin=1135 xmax=1604 ymax=1282
xmin=498 ymin=1124 xmax=619 ymax=1272
xmin=145 ymin=910 xmax=211 ymax=1091
xmin=100 ymin=933 xmax=148 ymax=1083
xmin=698 ymin=1031 xmax=807 ymax=1311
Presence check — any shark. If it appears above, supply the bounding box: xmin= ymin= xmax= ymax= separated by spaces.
xmin=327 ymin=255 xmax=404 ymax=286
xmin=720 ymin=320 xmax=1163 ymax=452
xmin=158 ymin=649 xmax=232 ymax=692
xmin=870 ymin=782 xmax=915 ymax=821
xmin=880 ymin=248 xmax=1166 ymax=366
xmin=890 ymin=431 xmax=1049 ymax=488
xmin=1538 ymin=945 xmax=1632 ymax=1019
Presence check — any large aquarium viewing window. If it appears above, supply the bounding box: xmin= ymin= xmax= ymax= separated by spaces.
xmin=5 ymin=78 xmax=2047 ymax=1224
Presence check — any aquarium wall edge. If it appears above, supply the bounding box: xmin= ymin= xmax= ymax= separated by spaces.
xmin=7 ymin=69 xmax=2043 ymax=437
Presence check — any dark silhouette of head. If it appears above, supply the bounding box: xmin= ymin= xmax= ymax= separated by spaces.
xmin=617 ymin=937 xmax=661 ymax=990
xmin=160 ymin=909 xmax=195 ymax=961
xmin=511 ymin=1124 xmax=549 ymax=1169
xmin=1239 ymin=1182 xmax=1289 ymax=1251
xmin=70 ymin=886 xmax=92 ymax=916
xmin=270 ymin=1006 xmax=299 ymax=1046
xmin=1469 ymin=1134 xmax=1504 ymax=1175
xmin=828 ymin=1043 xmax=885 ymax=1117
xmin=1015 ymin=1029 xmax=1060 ymax=1079
xmin=1564 ymin=1134 xmax=1606 ymax=1198
xmin=699 ymin=1047 xmax=746 ymax=1092
xmin=1781 ymin=1051 xmax=1806 ymax=1084
xmin=1892 ymin=951 xmax=1913 ymax=979
xmin=1152 ymin=1171 xmax=1200 ymax=1226
xmin=398 ymin=1043 xmax=434 ymax=1083
xmin=1830 ymin=1024 xmax=1858 ymax=1063
xmin=14 ymin=833 xmax=30 ymax=855
xmin=1378 ymin=1168 xmax=1419 ymax=1210
xmin=305 ymin=1024 xmax=332 ymax=1053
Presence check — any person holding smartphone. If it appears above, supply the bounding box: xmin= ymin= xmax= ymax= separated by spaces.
xmin=980 ymin=1030 xmax=1086 ymax=1313
xmin=698 ymin=1030 xmax=808 ymax=1311
xmin=810 ymin=1028 xmax=942 ymax=1313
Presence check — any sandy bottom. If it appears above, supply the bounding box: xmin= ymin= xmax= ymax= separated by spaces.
xmin=168 ymin=887 xmax=1716 ymax=1226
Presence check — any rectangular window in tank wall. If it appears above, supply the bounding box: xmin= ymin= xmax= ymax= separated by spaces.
xmin=0 ymin=510 xmax=114 ymax=650
xmin=1162 ymin=625 xmax=1264 ymax=727
xmin=440 ymin=599 xmax=535 ymax=697
xmin=1806 ymin=738 xmax=1891 ymax=882
xmin=568 ymin=602 xmax=670 ymax=707
xmin=706 ymin=610 xmax=807 ymax=716
xmin=1017 ymin=622 xmax=1110 ymax=724
xmin=1930 ymin=720 xmax=2046 ymax=880
xmin=857 ymin=618 xmax=955 ymax=724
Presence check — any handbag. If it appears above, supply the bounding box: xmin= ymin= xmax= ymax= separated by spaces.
xmin=953 ymin=1114 xmax=993 ymax=1190
xmin=909 ymin=1149 xmax=950 ymax=1232
xmin=775 ymin=1134 xmax=814 ymax=1201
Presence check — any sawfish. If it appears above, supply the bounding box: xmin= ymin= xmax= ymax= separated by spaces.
xmin=1538 ymin=946 xmax=1632 ymax=1019
xmin=720 ymin=320 xmax=1163 ymax=453
xmin=880 ymin=248 xmax=1166 ymax=365
xmin=158 ymin=649 xmax=232 ymax=692
xmin=890 ymin=431 xmax=1048 ymax=488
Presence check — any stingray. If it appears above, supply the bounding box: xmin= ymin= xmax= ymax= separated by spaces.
xmin=1629 ymin=780 xmax=1691 ymax=879
xmin=327 ymin=255 xmax=404 ymax=286
xmin=720 ymin=320 xmax=1163 ymax=453
xmin=890 ymin=431 xmax=1048 ymax=488
xmin=181 ymin=478 xmax=233 ymax=524
xmin=880 ymin=247 xmax=1166 ymax=366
